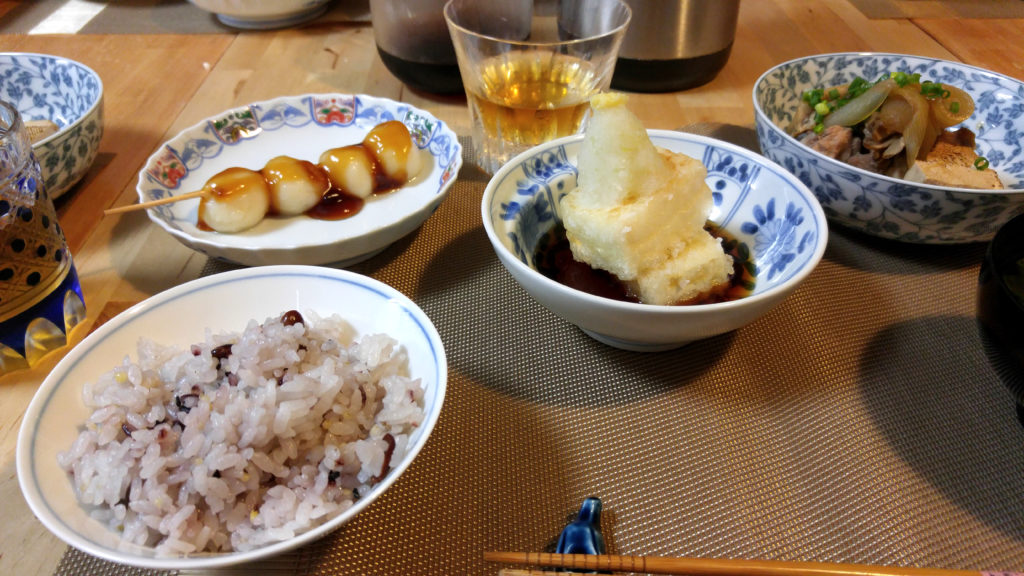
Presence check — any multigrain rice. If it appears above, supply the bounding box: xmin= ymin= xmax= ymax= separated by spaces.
xmin=57 ymin=310 xmax=425 ymax=555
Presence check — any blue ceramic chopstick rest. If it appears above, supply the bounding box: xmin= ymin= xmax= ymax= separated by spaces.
xmin=556 ymin=497 xmax=606 ymax=555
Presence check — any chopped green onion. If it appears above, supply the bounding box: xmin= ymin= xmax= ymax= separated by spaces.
xmin=920 ymin=81 xmax=950 ymax=100
xmin=802 ymin=88 xmax=824 ymax=105
xmin=974 ymin=157 xmax=990 ymax=170
xmin=890 ymin=71 xmax=921 ymax=87
xmin=848 ymin=76 xmax=870 ymax=97
xmin=802 ymin=71 xmax=955 ymax=136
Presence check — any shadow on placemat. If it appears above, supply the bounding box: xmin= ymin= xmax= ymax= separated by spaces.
xmin=827 ymin=225 xmax=989 ymax=275
xmin=859 ymin=314 xmax=1024 ymax=542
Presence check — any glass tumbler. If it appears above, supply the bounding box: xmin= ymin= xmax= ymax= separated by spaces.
xmin=0 ymin=100 xmax=86 ymax=374
xmin=444 ymin=0 xmax=631 ymax=174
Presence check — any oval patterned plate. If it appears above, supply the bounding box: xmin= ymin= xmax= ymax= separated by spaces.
xmin=754 ymin=52 xmax=1024 ymax=244
xmin=136 ymin=93 xmax=462 ymax=267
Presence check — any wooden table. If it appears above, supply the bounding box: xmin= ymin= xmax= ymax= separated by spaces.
xmin=1 ymin=1 xmax=1022 ymax=574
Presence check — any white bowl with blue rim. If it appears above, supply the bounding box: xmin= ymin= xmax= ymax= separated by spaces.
xmin=481 ymin=130 xmax=828 ymax=352
xmin=187 ymin=0 xmax=331 ymax=29
xmin=754 ymin=52 xmax=1024 ymax=244
xmin=135 ymin=93 xmax=462 ymax=267
xmin=17 ymin=265 xmax=447 ymax=570
xmin=0 ymin=52 xmax=104 ymax=199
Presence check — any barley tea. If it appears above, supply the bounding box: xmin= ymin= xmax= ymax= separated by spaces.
xmin=467 ymin=52 xmax=598 ymax=173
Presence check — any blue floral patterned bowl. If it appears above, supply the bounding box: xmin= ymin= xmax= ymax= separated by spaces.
xmin=0 ymin=53 xmax=104 ymax=199
xmin=754 ymin=52 xmax=1024 ymax=244
xmin=135 ymin=93 xmax=461 ymax=267
xmin=481 ymin=130 xmax=828 ymax=352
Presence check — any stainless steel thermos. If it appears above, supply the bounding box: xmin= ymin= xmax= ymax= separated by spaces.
xmin=612 ymin=0 xmax=740 ymax=92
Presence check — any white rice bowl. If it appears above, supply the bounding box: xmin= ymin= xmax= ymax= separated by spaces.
xmin=17 ymin=266 xmax=446 ymax=570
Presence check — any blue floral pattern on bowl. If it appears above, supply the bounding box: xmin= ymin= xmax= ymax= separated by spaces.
xmin=491 ymin=133 xmax=820 ymax=292
xmin=0 ymin=53 xmax=104 ymax=199
xmin=481 ymin=129 xmax=828 ymax=352
xmin=754 ymin=52 xmax=1024 ymax=244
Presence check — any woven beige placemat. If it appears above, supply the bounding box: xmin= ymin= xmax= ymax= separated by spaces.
xmin=54 ymin=132 xmax=1024 ymax=575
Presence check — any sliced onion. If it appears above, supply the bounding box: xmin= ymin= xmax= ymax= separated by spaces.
xmin=875 ymin=97 xmax=913 ymax=136
xmin=823 ymin=79 xmax=896 ymax=128
xmin=788 ymin=101 xmax=815 ymax=135
xmin=890 ymin=85 xmax=930 ymax=165
xmin=920 ymin=119 xmax=941 ymax=161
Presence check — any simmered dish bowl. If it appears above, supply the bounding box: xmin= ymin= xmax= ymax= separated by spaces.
xmin=754 ymin=52 xmax=1024 ymax=244
xmin=16 ymin=266 xmax=447 ymax=570
xmin=0 ymin=52 xmax=104 ymax=199
xmin=482 ymin=129 xmax=828 ymax=352
xmin=135 ymin=93 xmax=461 ymax=267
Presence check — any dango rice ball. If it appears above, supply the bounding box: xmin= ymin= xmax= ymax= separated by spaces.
xmin=362 ymin=121 xmax=423 ymax=184
xmin=261 ymin=156 xmax=330 ymax=216
xmin=319 ymin=145 xmax=378 ymax=199
xmin=198 ymin=167 xmax=270 ymax=234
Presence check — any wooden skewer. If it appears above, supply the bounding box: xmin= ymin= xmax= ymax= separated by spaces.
xmin=483 ymin=552 xmax=1020 ymax=576
xmin=103 ymin=189 xmax=207 ymax=216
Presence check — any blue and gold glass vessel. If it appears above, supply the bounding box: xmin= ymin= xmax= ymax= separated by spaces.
xmin=0 ymin=100 xmax=85 ymax=374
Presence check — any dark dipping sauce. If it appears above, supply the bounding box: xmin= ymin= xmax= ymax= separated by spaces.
xmin=196 ymin=179 xmax=401 ymax=231
xmin=304 ymin=173 xmax=403 ymax=221
xmin=535 ymin=222 xmax=756 ymax=305
xmin=304 ymin=140 xmax=409 ymax=221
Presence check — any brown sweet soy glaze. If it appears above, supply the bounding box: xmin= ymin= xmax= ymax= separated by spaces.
xmin=535 ymin=222 xmax=756 ymax=305
xmin=197 ymin=120 xmax=417 ymax=229
xmin=307 ymin=146 xmax=408 ymax=221
xmin=304 ymin=186 xmax=366 ymax=221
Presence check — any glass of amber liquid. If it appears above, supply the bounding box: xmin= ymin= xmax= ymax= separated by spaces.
xmin=444 ymin=0 xmax=631 ymax=174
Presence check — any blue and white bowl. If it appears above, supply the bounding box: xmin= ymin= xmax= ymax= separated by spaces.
xmin=0 ymin=53 xmax=104 ymax=199
xmin=17 ymin=265 xmax=447 ymax=570
xmin=136 ymin=93 xmax=462 ymax=267
xmin=754 ymin=52 xmax=1024 ymax=244
xmin=482 ymin=130 xmax=828 ymax=352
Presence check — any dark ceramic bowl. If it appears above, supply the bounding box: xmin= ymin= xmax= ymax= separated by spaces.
xmin=977 ymin=212 xmax=1024 ymax=403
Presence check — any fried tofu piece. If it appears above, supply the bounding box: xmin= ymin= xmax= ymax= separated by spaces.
xmin=905 ymin=128 xmax=1004 ymax=189
xmin=560 ymin=93 xmax=733 ymax=305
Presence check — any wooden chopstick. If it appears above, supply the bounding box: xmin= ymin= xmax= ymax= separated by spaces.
xmin=484 ymin=551 xmax=1011 ymax=576
xmin=499 ymin=570 xmax=614 ymax=576
xmin=104 ymin=190 xmax=206 ymax=216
